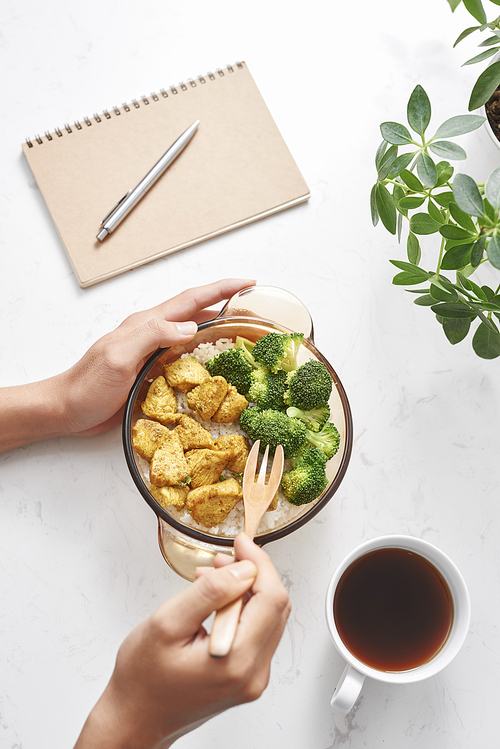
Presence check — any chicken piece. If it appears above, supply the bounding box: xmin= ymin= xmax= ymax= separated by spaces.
xmin=150 ymin=431 xmax=190 ymax=487
xmin=214 ymin=434 xmax=250 ymax=474
xmin=264 ymin=473 xmax=279 ymax=511
xmin=186 ymin=376 xmax=229 ymax=421
xmin=212 ymin=385 xmax=249 ymax=424
xmin=174 ymin=414 xmax=215 ymax=451
xmin=163 ymin=356 xmax=210 ymax=393
xmin=132 ymin=418 xmax=171 ymax=461
xmin=186 ymin=478 xmax=243 ymax=527
xmin=149 ymin=484 xmax=189 ymax=509
xmin=140 ymin=376 xmax=180 ymax=425
xmin=185 ymin=448 xmax=231 ymax=489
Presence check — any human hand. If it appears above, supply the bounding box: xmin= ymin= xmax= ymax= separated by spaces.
xmin=57 ymin=278 xmax=255 ymax=438
xmin=74 ymin=533 xmax=291 ymax=749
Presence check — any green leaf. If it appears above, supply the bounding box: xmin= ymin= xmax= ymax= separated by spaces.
xmin=414 ymin=294 xmax=435 ymax=306
xmin=434 ymin=114 xmax=485 ymax=137
xmin=393 ymin=271 xmax=430 ymax=286
xmin=409 ymin=212 xmax=442 ymax=235
xmin=407 ymin=85 xmax=431 ymax=136
xmin=429 ymin=141 xmax=467 ymax=160
xmin=472 ymin=320 xmax=500 ymax=358
xmin=487 ymin=233 xmax=500 ymax=268
xmin=445 ymin=236 xmax=475 ymax=250
xmin=430 ymin=283 xmax=458 ymax=301
xmin=447 ymin=0 xmax=462 ymax=10
xmin=484 ymin=198 xmax=496 ymax=222
xmin=416 ymin=152 xmax=437 ymax=187
xmin=457 ymin=271 xmax=486 ymax=298
xmin=478 ymin=35 xmax=500 ymax=47
xmin=442 ymin=317 xmax=471 ymax=344
xmin=484 ymin=167 xmax=500 ymax=210
xmin=482 ymin=285 xmax=495 ymax=301
xmin=430 ymin=302 xmax=477 ymax=318
xmin=441 ymin=244 xmax=473 ymax=269
xmin=399 ymin=169 xmax=424 ymax=191
xmin=439 ymin=224 xmax=473 ymax=239
xmin=427 ymin=200 xmax=446 ymax=224
xmin=389 ymin=259 xmax=429 ymax=274
xmin=375 ymin=183 xmax=397 ymax=235
xmin=380 ymin=122 xmax=414 ymax=145
xmin=399 ymin=195 xmax=426 ymax=210
xmin=435 ymin=161 xmax=455 ymax=187
xmin=471 ymin=235 xmax=487 ymax=265
xmin=407 ymin=231 xmax=421 ymax=264
xmin=463 ymin=0 xmax=487 ymax=24
xmin=370 ymin=184 xmax=379 ymax=227
xmin=387 ymin=151 xmax=417 ymax=178
xmin=377 ymin=145 xmax=398 ymax=181
xmin=454 ymin=25 xmax=481 ymax=46
xmin=375 ymin=140 xmax=389 ymax=171
xmin=469 ymin=61 xmax=500 ymax=110
xmin=452 ymin=173 xmax=484 ymax=216
xmin=397 ymin=211 xmax=403 ymax=242
xmin=393 ymin=183 xmax=407 ymax=216
xmin=449 ymin=201 xmax=478 ymax=232
xmin=463 ymin=47 xmax=499 ymax=65
xmin=434 ymin=191 xmax=455 ymax=208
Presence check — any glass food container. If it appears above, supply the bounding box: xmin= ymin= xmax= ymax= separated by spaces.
xmin=123 ymin=286 xmax=353 ymax=581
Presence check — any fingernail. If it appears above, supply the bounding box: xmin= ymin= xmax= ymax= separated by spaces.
xmin=229 ymin=560 xmax=258 ymax=580
xmin=175 ymin=321 xmax=198 ymax=336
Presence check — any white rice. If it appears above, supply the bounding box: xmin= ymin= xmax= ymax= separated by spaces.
xmin=137 ymin=339 xmax=308 ymax=537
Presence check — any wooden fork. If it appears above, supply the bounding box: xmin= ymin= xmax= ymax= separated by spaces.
xmin=208 ymin=440 xmax=285 ymax=657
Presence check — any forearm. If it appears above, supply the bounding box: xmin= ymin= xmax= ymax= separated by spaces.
xmin=0 ymin=376 xmax=68 ymax=454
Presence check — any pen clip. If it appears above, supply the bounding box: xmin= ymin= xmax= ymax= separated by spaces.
xmin=100 ymin=189 xmax=132 ymax=226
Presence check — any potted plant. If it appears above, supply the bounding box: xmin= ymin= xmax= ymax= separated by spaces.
xmin=371 ymin=84 xmax=500 ymax=359
xmin=448 ymin=0 xmax=500 ymax=125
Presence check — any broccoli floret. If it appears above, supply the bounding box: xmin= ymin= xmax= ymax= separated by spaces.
xmin=239 ymin=406 xmax=307 ymax=459
xmin=284 ymin=359 xmax=333 ymax=410
xmin=281 ymin=448 xmax=329 ymax=505
xmin=305 ymin=422 xmax=340 ymax=460
xmin=235 ymin=336 xmax=258 ymax=369
xmin=205 ymin=347 xmax=253 ymax=395
xmin=247 ymin=365 xmax=288 ymax=411
xmin=286 ymin=404 xmax=330 ymax=432
xmin=251 ymin=331 xmax=304 ymax=373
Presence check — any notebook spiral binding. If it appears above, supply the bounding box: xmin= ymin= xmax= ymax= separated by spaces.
xmin=25 ymin=62 xmax=244 ymax=148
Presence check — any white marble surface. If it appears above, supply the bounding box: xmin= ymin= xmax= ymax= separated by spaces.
xmin=1 ymin=1 xmax=499 ymax=746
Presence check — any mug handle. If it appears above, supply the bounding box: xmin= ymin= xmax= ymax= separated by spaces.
xmin=330 ymin=664 xmax=365 ymax=713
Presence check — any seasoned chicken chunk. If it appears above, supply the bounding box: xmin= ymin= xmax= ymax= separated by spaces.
xmin=186 ymin=376 xmax=229 ymax=421
xmin=264 ymin=473 xmax=279 ymax=511
xmin=150 ymin=431 xmax=190 ymax=487
xmin=132 ymin=418 xmax=171 ymax=461
xmin=212 ymin=385 xmax=249 ymax=423
xmin=186 ymin=478 xmax=243 ymax=527
xmin=140 ymin=376 xmax=180 ymax=425
xmin=149 ymin=484 xmax=189 ymax=509
xmin=174 ymin=414 xmax=215 ymax=451
xmin=163 ymin=356 xmax=210 ymax=392
xmin=185 ymin=448 xmax=231 ymax=489
xmin=214 ymin=434 xmax=250 ymax=474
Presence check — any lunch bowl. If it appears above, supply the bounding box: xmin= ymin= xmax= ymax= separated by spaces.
xmin=123 ymin=285 xmax=353 ymax=580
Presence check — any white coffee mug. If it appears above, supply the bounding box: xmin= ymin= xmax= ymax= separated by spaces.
xmin=325 ymin=535 xmax=471 ymax=713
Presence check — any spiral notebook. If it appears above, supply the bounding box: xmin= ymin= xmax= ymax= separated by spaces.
xmin=22 ymin=61 xmax=310 ymax=288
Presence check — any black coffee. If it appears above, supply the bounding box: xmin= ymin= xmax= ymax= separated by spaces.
xmin=333 ymin=547 xmax=454 ymax=672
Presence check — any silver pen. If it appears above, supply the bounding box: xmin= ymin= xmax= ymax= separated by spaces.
xmin=97 ymin=119 xmax=200 ymax=241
